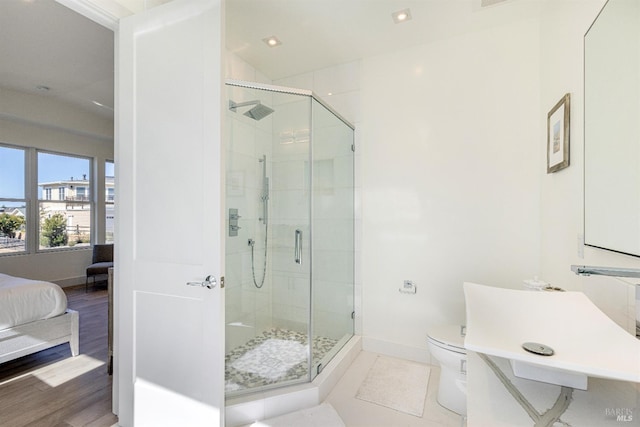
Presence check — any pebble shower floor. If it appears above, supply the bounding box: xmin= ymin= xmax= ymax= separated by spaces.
xmin=225 ymin=328 xmax=338 ymax=392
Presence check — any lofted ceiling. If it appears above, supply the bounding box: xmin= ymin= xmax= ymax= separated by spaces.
xmin=0 ymin=0 xmax=115 ymax=118
xmin=225 ymin=0 xmax=538 ymax=80
xmin=0 ymin=0 xmax=538 ymax=120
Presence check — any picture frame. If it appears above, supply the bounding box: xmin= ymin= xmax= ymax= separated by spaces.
xmin=547 ymin=93 xmax=571 ymax=173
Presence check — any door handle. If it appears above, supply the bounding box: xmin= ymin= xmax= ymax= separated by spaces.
xmin=186 ymin=275 xmax=217 ymax=289
xmin=294 ymin=229 xmax=302 ymax=264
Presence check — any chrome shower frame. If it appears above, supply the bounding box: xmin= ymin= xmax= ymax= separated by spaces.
xmin=226 ymin=79 xmax=354 ymax=130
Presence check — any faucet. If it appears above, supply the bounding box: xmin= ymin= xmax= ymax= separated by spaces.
xmin=571 ymin=265 xmax=640 ymax=278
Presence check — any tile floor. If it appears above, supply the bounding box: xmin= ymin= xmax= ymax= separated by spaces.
xmin=324 ymin=351 xmax=465 ymax=427
xmin=225 ymin=328 xmax=337 ymax=392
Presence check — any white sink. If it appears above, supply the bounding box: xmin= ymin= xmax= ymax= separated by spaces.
xmin=509 ymin=359 xmax=587 ymax=390
xmin=463 ymin=282 xmax=640 ymax=387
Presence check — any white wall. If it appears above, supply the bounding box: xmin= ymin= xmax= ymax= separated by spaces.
xmin=273 ymin=16 xmax=543 ymax=363
xmin=227 ymin=0 xmax=640 ymax=364
xmin=540 ymin=0 xmax=606 ymax=290
xmin=0 ymin=87 xmax=113 ymax=285
xmin=540 ymin=0 xmax=640 ymax=334
xmin=359 ymin=18 xmax=542 ymax=362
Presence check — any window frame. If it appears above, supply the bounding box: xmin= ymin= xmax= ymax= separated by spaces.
xmin=0 ymin=143 xmax=28 ymax=255
xmin=36 ymin=149 xmax=94 ymax=253
xmin=0 ymin=141 xmax=115 ymax=258
xmin=105 ymin=160 xmax=115 ymax=244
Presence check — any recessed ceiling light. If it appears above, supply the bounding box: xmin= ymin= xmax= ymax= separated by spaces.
xmin=262 ymin=36 xmax=282 ymax=47
xmin=392 ymin=8 xmax=412 ymax=24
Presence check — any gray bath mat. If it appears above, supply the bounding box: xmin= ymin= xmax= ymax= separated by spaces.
xmin=355 ymin=355 xmax=430 ymax=417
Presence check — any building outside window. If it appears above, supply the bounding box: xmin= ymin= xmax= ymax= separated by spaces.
xmin=38 ymin=152 xmax=92 ymax=250
xmin=76 ymin=186 xmax=87 ymax=200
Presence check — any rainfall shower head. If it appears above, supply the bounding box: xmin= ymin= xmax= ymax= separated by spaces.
xmin=229 ymin=100 xmax=274 ymax=121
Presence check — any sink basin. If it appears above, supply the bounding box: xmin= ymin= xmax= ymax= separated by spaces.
xmin=463 ymin=282 xmax=640 ymax=386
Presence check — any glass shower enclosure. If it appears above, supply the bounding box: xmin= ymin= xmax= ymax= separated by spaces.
xmin=224 ymin=80 xmax=355 ymax=395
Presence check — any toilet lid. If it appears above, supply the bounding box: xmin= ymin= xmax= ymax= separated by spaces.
xmin=427 ymin=324 xmax=466 ymax=352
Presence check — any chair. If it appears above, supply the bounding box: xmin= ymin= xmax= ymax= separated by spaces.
xmin=86 ymin=244 xmax=114 ymax=292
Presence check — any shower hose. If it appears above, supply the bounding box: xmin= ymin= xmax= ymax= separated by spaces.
xmin=250 ymin=224 xmax=268 ymax=288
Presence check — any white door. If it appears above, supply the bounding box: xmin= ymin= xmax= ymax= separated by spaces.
xmin=116 ymin=0 xmax=225 ymax=425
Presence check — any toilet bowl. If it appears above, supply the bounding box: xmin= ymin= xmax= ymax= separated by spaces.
xmin=427 ymin=325 xmax=467 ymax=415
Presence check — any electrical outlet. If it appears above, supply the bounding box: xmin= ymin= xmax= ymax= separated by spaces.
xmin=399 ymin=280 xmax=417 ymax=294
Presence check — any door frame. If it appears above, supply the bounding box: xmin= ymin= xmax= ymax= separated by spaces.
xmin=54 ymin=2 xmax=228 ymax=425
xmin=53 ymin=0 xmax=122 ymax=415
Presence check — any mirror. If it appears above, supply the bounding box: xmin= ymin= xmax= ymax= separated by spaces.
xmin=584 ymin=0 xmax=640 ymax=257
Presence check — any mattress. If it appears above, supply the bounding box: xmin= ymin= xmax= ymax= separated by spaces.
xmin=0 ymin=273 xmax=68 ymax=331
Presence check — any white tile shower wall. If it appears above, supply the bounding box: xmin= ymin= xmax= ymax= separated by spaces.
xmin=225 ymin=82 xmax=277 ymax=350
xmin=275 ymin=61 xmax=361 ymax=125
xmin=275 ymin=61 xmax=362 ymax=339
xmin=312 ymin=106 xmax=355 ymax=340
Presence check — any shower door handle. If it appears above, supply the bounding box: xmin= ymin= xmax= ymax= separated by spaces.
xmin=294 ymin=229 xmax=302 ymax=264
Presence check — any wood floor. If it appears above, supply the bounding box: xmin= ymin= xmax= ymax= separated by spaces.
xmin=0 ymin=284 xmax=117 ymax=427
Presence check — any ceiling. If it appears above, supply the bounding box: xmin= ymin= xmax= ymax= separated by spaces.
xmin=0 ymin=0 xmax=114 ymax=118
xmin=0 ymin=0 xmax=537 ymax=120
xmin=226 ymin=0 xmax=537 ymax=80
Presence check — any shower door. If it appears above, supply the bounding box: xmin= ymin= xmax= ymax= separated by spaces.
xmin=225 ymin=83 xmax=313 ymax=393
xmin=310 ymin=98 xmax=355 ymax=378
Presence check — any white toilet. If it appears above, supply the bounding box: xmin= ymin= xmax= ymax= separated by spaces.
xmin=427 ymin=324 xmax=467 ymax=415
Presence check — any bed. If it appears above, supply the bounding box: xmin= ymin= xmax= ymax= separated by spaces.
xmin=0 ymin=273 xmax=79 ymax=364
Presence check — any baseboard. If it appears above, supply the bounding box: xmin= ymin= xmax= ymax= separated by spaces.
xmin=53 ymin=276 xmax=86 ymax=288
xmin=362 ymin=336 xmax=431 ymax=364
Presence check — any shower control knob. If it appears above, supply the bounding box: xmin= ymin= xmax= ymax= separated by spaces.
xmin=186 ymin=275 xmax=217 ymax=289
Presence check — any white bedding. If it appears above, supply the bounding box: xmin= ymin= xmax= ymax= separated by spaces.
xmin=0 ymin=273 xmax=68 ymax=331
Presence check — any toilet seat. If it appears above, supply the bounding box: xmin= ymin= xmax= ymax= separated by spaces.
xmin=427 ymin=324 xmax=466 ymax=354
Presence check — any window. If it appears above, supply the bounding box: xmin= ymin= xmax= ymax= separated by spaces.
xmin=76 ymin=187 xmax=87 ymax=200
xmin=0 ymin=145 xmax=27 ymax=254
xmin=38 ymin=152 xmax=92 ymax=250
xmin=105 ymin=161 xmax=115 ymax=244
xmin=0 ymin=145 xmax=112 ymax=257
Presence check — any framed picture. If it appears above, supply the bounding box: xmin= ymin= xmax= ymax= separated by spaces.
xmin=547 ymin=93 xmax=570 ymax=173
